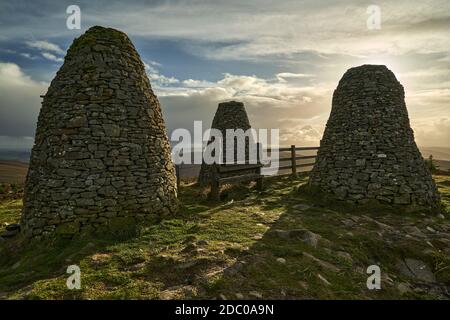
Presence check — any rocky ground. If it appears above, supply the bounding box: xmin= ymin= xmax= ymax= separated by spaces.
xmin=0 ymin=174 xmax=449 ymax=299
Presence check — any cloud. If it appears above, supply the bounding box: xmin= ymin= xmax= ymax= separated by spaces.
xmin=20 ymin=53 xmax=36 ymax=60
xmin=0 ymin=62 xmax=47 ymax=137
xmin=182 ymin=79 xmax=216 ymax=88
xmin=413 ymin=118 xmax=450 ymax=148
xmin=24 ymin=40 xmax=65 ymax=63
xmin=148 ymin=72 xmax=179 ymax=86
xmin=279 ymin=124 xmax=322 ymax=146
xmin=144 ymin=60 xmax=179 ymax=86
xmin=276 ymin=72 xmax=314 ymax=82
xmin=26 ymin=40 xmax=64 ymax=54
xmin=154 ymin=67 xmax=450 ymax=148
xmin=147 ymin=60 xmax=162 ymax=67
xmin=153 ymin=70 xmax=332 ymax=146
xmin=41 ymin=52 xmax=63 ymax=62
xmin=0 ymin=1 xmax=447 ymax=60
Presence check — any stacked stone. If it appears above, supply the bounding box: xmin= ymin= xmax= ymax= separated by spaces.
xmin=309 ymin=65 xmax=440 ymax=210
xmin=21 ymin=26 xmax=177 ymax=240
xmin=198 ymin=101 xmax=252 ymax=185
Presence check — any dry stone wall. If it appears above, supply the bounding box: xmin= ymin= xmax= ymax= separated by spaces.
xmin=198 ymin=101 xmax=252 ymax=185
xmin=21 ymin=26 xmax=178 ymax=240
xmin=309 ymin=65 xmax=440 ymax=210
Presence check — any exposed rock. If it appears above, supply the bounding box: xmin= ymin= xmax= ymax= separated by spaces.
xmin=303 ymin=252 xmax=340 ymax=272
xmin=5 ymin=223 xmax=20 ymax=232
xmin=341 ymin=218 xmax=356 ymax=227
xmin=336 ymin=251 xmax=353 ymax=262
xmin=224 ymin=262 xmax=244 ymax=276
xmin=298 ymin=281 xmax=309 ymax=290
xmin=253 ymin=233 xmax=263 ymax=240
xmin=317 ymin=274 xmax=331 ymax=285
xmin=276 ymin=257 xmax=286 ymax=264
xmin=291 ymin=229 xmax=322 ymax=248
xmin=160 ymin=285 xmax=196 ymax=300
xmin=271 ymin=228 xmax=322 ymax=248
xmin=235 ymin=293 xmax=244 ymax=299
xmin=403 ymin=226 xmax=426 ymax=238
xmin=249 ymin=291 xmax=263 ymax=299
xmin=309 ymin=65 xmax=440 ymax=211
xmin=21 ymin=26 xmax=178 ymax=240
xmin=397 ymin=258 xmax=436 ymax=283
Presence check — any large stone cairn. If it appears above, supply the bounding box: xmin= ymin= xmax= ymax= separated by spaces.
xmin=21 ymin=26 xmax=178 ymax=240
xmin=309 ymin=65 xmax=440 ymax=210
xmin=198 ymin=101 xmax=252 ymax=185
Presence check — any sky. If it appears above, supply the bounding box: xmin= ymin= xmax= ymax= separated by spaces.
xmin=0 ymin=0 xmax=449 ymax=151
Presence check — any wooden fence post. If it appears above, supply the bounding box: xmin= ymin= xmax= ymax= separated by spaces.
xmin=211 ymin=165 xmax=220 ymax=201
xmin=291 ymin=145 xmax=297 ymax=176
xmin=256 ymin=142 xmax=263 ymax=190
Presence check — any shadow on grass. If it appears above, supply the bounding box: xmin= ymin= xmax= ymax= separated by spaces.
xmin=197 ymin=174 xmax=449 ymax=300
xmin=0 ymin=174 xmax=448 ymax=299
xmin=0 ymin=223 xmax=149 ymax=298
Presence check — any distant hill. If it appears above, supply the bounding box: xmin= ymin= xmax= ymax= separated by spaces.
xmin=435 ymin=160 xmax=450 ymax=172
xmin=0 ymin=160 xmax=28 ymax=184
xmin=420 ymin=146 xmax=450 ymax=161
xmin=0 ymin=149 xmax=30 ymax=163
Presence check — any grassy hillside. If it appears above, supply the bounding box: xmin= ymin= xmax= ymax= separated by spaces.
xmin=0 ymin=175 xmax=449 ymax=300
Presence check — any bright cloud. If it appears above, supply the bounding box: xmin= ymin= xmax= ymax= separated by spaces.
xmin=26 ymin=40 xmax=64 ymax=54
xmin=0 ymin=63 xmax=47 ymax=138
xmin=41 ymin=52 xmax=63 ymax=62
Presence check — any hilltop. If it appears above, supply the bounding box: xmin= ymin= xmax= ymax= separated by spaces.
xmin=0 ymin=174 xmax=449 ymax=299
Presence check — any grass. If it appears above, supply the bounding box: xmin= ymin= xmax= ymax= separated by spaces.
xmin=0 ymin=174 xmax=449 ymax=299
xmin=0 ymin=198 xmax=22 ymax=234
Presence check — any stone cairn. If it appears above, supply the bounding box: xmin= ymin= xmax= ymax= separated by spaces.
xmin=21 ymin=26 xmax=177 ymax=240
xmin=309 ymin=65 xmax=440 ymax=210
xmin=198 ymin=101 xmax=252 ymax=185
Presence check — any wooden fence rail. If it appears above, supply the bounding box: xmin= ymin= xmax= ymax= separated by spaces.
xmin=266 ymin=145 xmax=320 ymax=177
xmin=174 ymin=145 xmax=320 ymax=189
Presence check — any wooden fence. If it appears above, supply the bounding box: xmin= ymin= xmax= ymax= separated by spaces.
xmin=174 ymin=145 xmax=320 ymax=189
xmin=268 ymin=145 xmax=320 ymax=176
